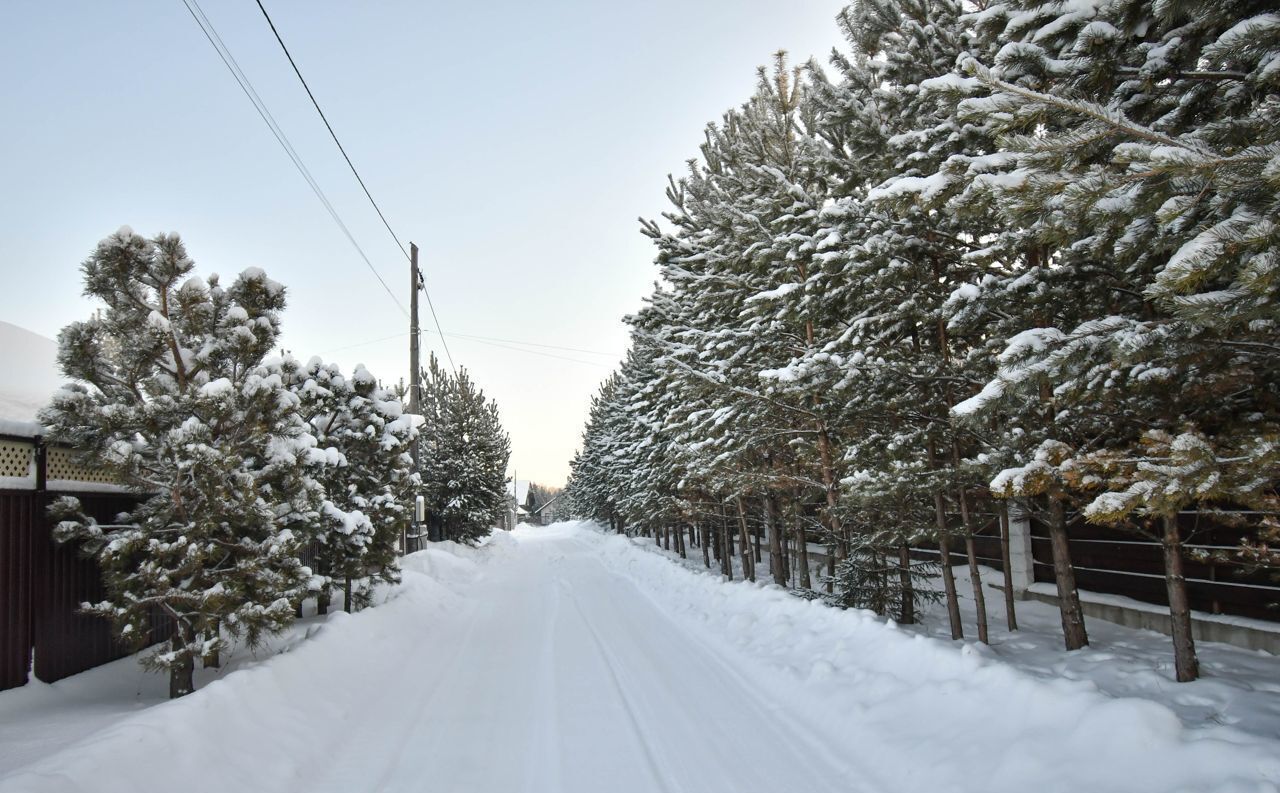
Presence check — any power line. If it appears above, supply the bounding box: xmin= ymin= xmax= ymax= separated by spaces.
xmin=419 ymin=271 xmax=457 ymax=375
xmin=429 ymin=331 xmax=608 ymax=368
xmin=251 ymin=1 xmax=457 ymax=376
xmin=320 ymin=329 xmax=612 ymax=368
xmin=441 ymin=330 xmax=616 ymax=358
xmin=325 ymin=329 xmax=616 ymax=358
xmin=253 ymin=0 xmax=409 ymax=261
xmin=180 ymin=0 xmax=407 ymax=317
xmin=319 ymin=331 xmax=407 ymax=356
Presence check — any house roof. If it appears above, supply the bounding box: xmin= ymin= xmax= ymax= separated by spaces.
xmin=0 ymin=321 xmax=60 ymax=436
xmin=507 ymin=479 xmax=531 ymax=503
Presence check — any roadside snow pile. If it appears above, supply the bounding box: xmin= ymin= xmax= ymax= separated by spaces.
xmin=585 ymin=525 xmax=1280 ymax=793
xmin=0 ymin=538 xmax=502 ymax=793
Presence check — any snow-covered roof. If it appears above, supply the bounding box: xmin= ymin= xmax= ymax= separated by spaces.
xmin=0 ymin=321 xmax=59 ymax=435
xmin=507 ymin=479 xmax=531 ymax=503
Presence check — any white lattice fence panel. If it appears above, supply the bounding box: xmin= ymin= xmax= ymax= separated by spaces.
xmin=46 ymin=446 xmax=121 ymax=486
xmin=0 ymin=438 xmax=35 ymax=479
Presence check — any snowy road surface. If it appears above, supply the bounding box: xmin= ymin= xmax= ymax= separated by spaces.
xmin=307 ymin=527 xmax=864 ymax=793
xmin=3 ymin=522 xmax=1279 ymax=793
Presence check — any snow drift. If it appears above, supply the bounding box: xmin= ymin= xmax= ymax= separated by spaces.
xmin=588 ymin=524 xmax=1280 ymax=793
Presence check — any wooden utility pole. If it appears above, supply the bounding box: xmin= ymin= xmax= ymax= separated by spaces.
xmin=407 ymin=242 xmax=421 ymax=551
xmin=409 ymin=242 xmax=421 ymax=418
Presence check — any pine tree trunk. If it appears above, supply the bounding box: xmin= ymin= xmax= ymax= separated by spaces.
xmin=317 ymin=585 xmax=330 ymax=616
xmin=927 ymin=443 xmax=962 ymax=638
xmin=796 ymin=512 xmax=811 ymax=590
xmin=998 ymin=503 xmax=1018 ymax=631
xmin=765 ymin=493 xmax=786 ymax=586
xmin=724 ymin=505 xmax=735 ymax=565
xmin=700 ymin=522 xmax=711 ymax=569
xmin=778 ymin=501 xmax=791 ymax=583
xmin=170 ymin=630 xmax=194 ymax=699
xmin=934 ymin=490 xmax=964 ymax=640
xmin=752 ymin=511 xmax=762 ymax=566
xmin=1048 ymin=495 xmax=1089 ymax=650
xmin=722 ymin=508 xmax=734 ymax=580
xmin=816 ymin=425 xmax=844 ymax=597
xmin=1161 ymin=514 xmax=1199 ymax=682
xmin=676 ymin=522 xmax=686 ymax=559
xmin=344 ymin=576 xmax=354 ymax=614
xmin=898 ymin=542 xmax=915 ymax=624
xmin=958 ymin=488 xmax=989 ymax=644
xmin=735 ymin=497 xmax=755 ymax=582
xmin=201 ymin=619 xmax=221 ymax=669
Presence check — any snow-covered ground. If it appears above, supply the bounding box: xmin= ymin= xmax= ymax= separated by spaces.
xmin=653 ymin=537 xmax=1280 ymax=741
xmin=2 ymin=522 xmax=1278 ymax=792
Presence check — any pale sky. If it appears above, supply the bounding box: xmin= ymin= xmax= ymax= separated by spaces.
xmin=0 ymin=0 xmax=846 ymax=486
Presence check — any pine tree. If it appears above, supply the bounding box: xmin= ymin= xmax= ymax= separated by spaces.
xmin=282 ymin=357 xmax=418 ymax=612
xmin=953 ymin=0 xmax=1280 ymax=677
xmin=807 ymin=0 xmax=1000 ymax=640
xmin=417 ymin=355 xmax=511 ymax=543
xmin=43 ymin=228 xmax=321 ymax=698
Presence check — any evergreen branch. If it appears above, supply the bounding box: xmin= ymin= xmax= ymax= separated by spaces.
xmin=963 ymin=58 xmax=1212 ymax=154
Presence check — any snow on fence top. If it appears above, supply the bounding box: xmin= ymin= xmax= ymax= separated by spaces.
xmin=0 ymin=322 xmax=128 ymax=493
xmin=0 ymin=433 xmax=128 ymax=493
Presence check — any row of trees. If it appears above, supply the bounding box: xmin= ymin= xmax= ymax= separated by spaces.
xmin=566 ymin=0 xmax=1278 ymax=683
xmin=43 ymin=228 xmax=509 ymax=697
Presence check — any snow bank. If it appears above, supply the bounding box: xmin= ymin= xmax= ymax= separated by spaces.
xmin=582 ymin=526 xmax=1280 ymax=793
xmin=0 ymin=537 xmax=506 ymax=793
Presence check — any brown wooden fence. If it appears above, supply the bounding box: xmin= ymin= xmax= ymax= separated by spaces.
xmin=1030 ymin=511 xmax=1280 ymax=622
xmin=907 ymin=503 xmax=1279 ymax=625
xmin=0 ymin=488 xmax=171 ymax=692
xmin=0 ymin=432 xmax=173 ymax=693
xmin=1 ymin=490 xmax=37 ymax=690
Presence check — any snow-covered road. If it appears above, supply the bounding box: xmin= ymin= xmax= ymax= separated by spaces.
xmin=305 ymin=526 xmax=863 ymax=793
xmin=3 ymin=522 xmax=1279 ymax=793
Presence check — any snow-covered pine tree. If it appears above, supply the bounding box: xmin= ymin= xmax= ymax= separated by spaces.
xmin=283 ymin=357 xmax=418 ymax=612
xmin=953 ymin=0 xmax=1280 ymax=678
xmin=634 ymin=54 xmax=851 ymax=589
xmin=566 ymin=373 xmax=624 ymax=527
xmin=417 ymin=354 xmax=511 ymax=543
xmin=42 ymin=228 xmax=322 ymax=698
xmin=808 ymin=0 xmax=997 ymax=639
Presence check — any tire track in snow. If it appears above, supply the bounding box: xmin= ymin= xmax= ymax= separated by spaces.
xmin=558 ymin=577 xmax=681 ymax=793
xmin=293 ymin=569 xmax=490 ymax=792
xmin=579 ymin=542 xmax=891 ymax=793
xmin=519 ymin=549 xmax=564 ymax=793
xmin=560 ymin=534 xmax=882 ymax=793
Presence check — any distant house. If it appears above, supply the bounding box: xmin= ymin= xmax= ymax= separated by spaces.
xmin=504 ymin=479 xmax=533 ymax=530
xmin=504 ymin=479 xmax=559 ymax=528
